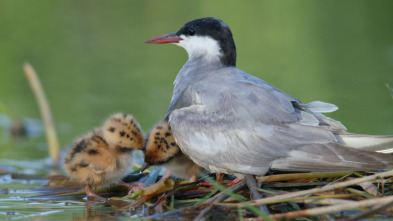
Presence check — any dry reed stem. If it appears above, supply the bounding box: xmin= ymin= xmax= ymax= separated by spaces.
xmin=256 ymin=171 xmax=353 ymax=182
xmin=212 ymin=194 xmax=354 ymax=206
xmin=23 ymin=63 xmax=60 ymax=166
xmin=303 ymin=198 xmax=356 ymax=205
xmin=267 ymin=195 xmax=393 ymax=220
xmin=252 ymin=169 xmax=393 ymax=205
xmin=209 ymin=170 xmax=393 ymax=208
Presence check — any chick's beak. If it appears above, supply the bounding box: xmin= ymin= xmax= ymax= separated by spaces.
xmin=145 ymin=32 xmax=183 ymax=44
xmin=140 ymin=162 xmax=150 ymax=173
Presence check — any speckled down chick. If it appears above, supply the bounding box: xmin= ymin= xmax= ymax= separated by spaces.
xmin=64 ymin=113 xmax=144 ymax=198
xmin=143 ymin=120 xmax=204 ymax=182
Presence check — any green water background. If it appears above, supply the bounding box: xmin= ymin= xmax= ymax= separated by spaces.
xmin=1 ymin=0 xmax=393 ymax=160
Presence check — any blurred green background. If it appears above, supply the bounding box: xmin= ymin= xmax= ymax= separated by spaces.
xmin=1 ymin=0 xmax=392 ymax=160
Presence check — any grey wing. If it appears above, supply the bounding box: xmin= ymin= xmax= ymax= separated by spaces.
xmin=165 ymin=90 xmax=192 ymax=121
xmin=169 ymin=105 xmax=393 ymax=175
xmin=169 ymin=104 xmax=353 ymax=176
xmin=168 ymin=67 xmax=346 ymax=175
xmin=168 ymin=67 xmax=361 ymax=175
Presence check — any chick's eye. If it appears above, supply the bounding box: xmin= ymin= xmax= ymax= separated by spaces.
xmin=187 ymin=27 xmax=195 ymax=36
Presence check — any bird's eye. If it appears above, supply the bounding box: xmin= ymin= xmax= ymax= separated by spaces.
xmin=187 ymin=28 xmax=195 ymax=36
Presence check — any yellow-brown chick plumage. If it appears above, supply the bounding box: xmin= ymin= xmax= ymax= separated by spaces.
xmin=144 ymin=120 xmax=203 ymax=181
xmin=64 ymin=113 xmax=144 ymax=198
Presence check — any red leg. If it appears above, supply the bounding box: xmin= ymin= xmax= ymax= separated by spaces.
xmin=188 ymin=173 xmax=198 ymax=182
xmin=117 ymin=180 xmax=131 ymax=188
xmin=216 ymin=173 xmax=224 ymax=182
xmin=117 ymin=180 xmax=149 ymax=193
xmin=128 ymin=182 xmax=150 ymax=193
xmin=85 ymin=185 xmax=105 ymax=199
xmin=227 ymin=177 xmax=243 ymax=185
xmin=127 ymin=169 xmax=175 ymax=194
xmin=157 ymin=169 xmax=171 ymax=183
xmin=128 ymin=169 xmax=172 ymax=194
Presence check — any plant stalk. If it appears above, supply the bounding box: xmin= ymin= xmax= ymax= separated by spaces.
xmin=23 ymin=63 xmax=60 ymax=166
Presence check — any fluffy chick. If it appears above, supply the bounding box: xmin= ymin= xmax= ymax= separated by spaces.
xmin=64 ymin=113 xmax=144 ymax=198
xmin=143 ymin=120 xmax=204 ymax=182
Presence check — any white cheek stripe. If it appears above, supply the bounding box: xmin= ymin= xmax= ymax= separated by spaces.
xmin=175 ymin=35 xmax=222 ymax=62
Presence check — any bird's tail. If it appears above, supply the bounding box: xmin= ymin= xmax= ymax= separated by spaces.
xmin=337 ymin=133 xmax=393 ymax=154
xmin=271 ymin=143 xmax=393 ymax=172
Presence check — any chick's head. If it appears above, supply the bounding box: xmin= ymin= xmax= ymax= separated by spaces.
xmin=101 ymin=113 xmax=144 ymax=151
xmin=144 ymin=121 xmax=180 ymax=165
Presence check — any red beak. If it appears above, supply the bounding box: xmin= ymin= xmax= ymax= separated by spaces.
xmin=145 ymin=32 xmax=183 ymax=44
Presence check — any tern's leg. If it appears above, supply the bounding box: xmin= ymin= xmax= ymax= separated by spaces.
xmin=128 ymin=169 xmax=171 ymax=194
xmin=157 ymin=169 xmax=171 ymax=183
xmin=215 ymin=173 xmax=225 ymax=182
xmin=117 ymin=180 xmax=131 ymax=188
xmin=85 ymin=185 xmax=105 ymax=199
xmin=117 ymin=180 xmax=149 ymax=193
xmin=128 ymin=182 xmax=150 ymax=193
xmin=244 ymin=174 xmax=269 ymax=214
xmin=188 ymin=173 xmax=198 ymax=182
xmin=227 ymin=177 xmax=243 ymax=185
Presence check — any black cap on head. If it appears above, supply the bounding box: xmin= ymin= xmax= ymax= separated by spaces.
xmin=176 ymin=17 xmax=236 ymax=67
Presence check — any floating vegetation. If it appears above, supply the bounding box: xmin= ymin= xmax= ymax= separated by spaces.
xmin=2 ymin=164 xmax=393 ymax=220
